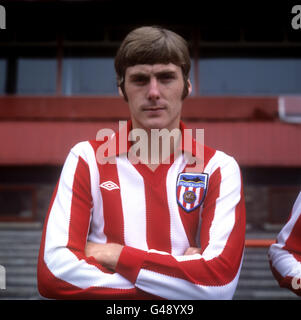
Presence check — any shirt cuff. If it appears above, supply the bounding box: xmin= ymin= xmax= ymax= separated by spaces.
xmin=115 ymin=246 xmax=146 ymax=284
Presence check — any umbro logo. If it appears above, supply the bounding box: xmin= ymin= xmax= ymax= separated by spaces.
xmin=99 ymin=181 xmax=120 ymax=191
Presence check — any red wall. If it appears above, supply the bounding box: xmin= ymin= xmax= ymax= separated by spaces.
xmin=0 ymin=96 xmax=300 ymax=167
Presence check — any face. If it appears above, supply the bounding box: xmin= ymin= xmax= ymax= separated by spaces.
xmin=120 ymin=63 xmax=191 ymax=132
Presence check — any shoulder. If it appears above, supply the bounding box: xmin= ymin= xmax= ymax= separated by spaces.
xmin=292 ymin=192 xmax=301 ymax=218
xmin=204 ymin=144 xmax=240 ymax=176
xmin=69 ymin=139 xmax=115 ymax=168
xmin=68 ymin=140 xmax=103 ymax=162
xmin=69 ymin=141 xmax=92 ymax=156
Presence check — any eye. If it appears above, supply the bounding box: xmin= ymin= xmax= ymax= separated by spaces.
xmin=158 ymin=72 xmax=176 ymax=83
xmin=130 ymin=75 xmax=149 ymax=85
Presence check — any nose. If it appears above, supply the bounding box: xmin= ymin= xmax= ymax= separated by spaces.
xmin=147 ymin=77 xmax=160 ymax=101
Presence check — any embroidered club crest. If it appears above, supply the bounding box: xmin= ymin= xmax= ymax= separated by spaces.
xmin=176 ymin=172 xmax=209 ymax=212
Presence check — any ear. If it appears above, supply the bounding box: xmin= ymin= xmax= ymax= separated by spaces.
xmin=182 ymin=78 xmax=192 ymax=100
xmin=118 ymin=86 xmax=124 ymax=97
xmin=187 ymin=79 xmax=192 ymax=96
xmin=118 ymin=84 xmax=128 ymax=102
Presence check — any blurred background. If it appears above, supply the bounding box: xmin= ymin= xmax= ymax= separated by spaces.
xmin=0 ymin=0 xmax=300 ymax=299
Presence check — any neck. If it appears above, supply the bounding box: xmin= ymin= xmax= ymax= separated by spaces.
xmin=128 ymin=121 xmax=182 ymax=168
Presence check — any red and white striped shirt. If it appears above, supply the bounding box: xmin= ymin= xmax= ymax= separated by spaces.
xmin=37 ymin=121 xmax=246 ymax=299
xmin=268 ymin=192 xmax=301 ymax=297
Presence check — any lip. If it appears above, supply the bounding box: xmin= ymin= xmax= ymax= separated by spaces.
xmin=142 ymin=106 xmax=166 ymax=112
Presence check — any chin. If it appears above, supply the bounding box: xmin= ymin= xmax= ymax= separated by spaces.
xmin=144 ymin=119 xmax=168 ymax=130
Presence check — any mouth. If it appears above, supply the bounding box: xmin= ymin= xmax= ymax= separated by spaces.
xmin=142 ymin=105 xmax=167 ymax=112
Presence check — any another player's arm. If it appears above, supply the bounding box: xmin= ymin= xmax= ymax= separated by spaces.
xmin=268 ymin=192 xmax=301 ymax=297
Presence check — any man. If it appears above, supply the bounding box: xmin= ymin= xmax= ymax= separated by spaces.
xmin=37 ymin=26 xmax=246 ymax=299
xmin=268 ymin=192 xmax=301 ymax=297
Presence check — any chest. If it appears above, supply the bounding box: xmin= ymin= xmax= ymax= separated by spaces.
xmin=95 ymin=157 xmax=205 ymax=253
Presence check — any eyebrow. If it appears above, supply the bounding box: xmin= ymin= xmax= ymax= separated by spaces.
xmin=129 ymin=70 xmax=178 ymax=80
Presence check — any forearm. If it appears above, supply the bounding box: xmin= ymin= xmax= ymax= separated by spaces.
xmin=84 ymin=241 xmax=222 ymax=299
xmin=85 ymin=242 xmax=201 ymax=272
xmin=85 ymin=242 xmax=124 ymax=271
xmin=114 ymin=244 xmax=244 ymax=300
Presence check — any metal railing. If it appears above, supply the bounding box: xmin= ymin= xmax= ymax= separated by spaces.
xmin=245 ymin=239 xmax=275 ymax=247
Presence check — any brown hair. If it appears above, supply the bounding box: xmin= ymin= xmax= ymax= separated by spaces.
xmin=114 ymin=26 xmax=191 ymax=99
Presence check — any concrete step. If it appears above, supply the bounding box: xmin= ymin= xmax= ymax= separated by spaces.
xmin=0 ymin=286 xmax=40 ymax=299
xmin=234 ymin=289 xmax=299 ymax=300
xmin=6 ymin=275 xmax=37 ymax=287
xmin=239 ymin=269 xmax=275 ymax=278
xmin=0 ymin=229 xmax=40 ymax=300
xmin=236 ymin=278 xmax=279 ymax=288
xmin=0 ymin=258 xmax=37 ymax=266
xmin=240 ymin=261 xmax=270 ymax=269
xmin=6 ymin=266 xmax=37 ymax=275
xmin=0 ymin=251 xmax=39 ymax=258
xmin=0 ymin=244 xmax=40 ymax=250
xmin=243 ymin=256 xmax=270 ymax=262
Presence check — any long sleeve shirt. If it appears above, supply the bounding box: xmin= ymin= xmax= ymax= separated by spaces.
xmin=37 ymin=121 xmax=246 ymax=299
